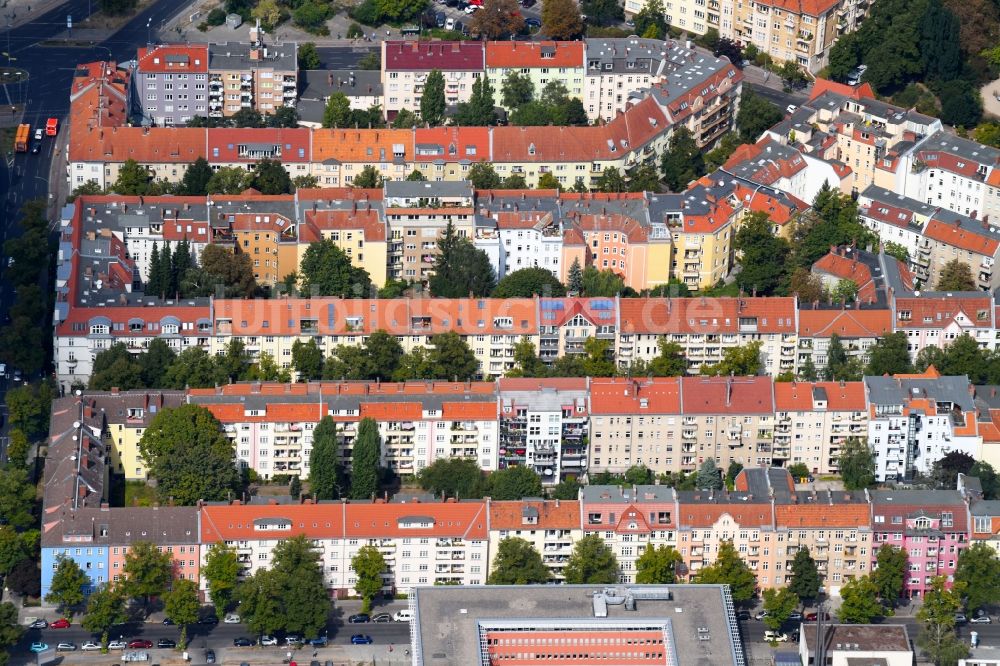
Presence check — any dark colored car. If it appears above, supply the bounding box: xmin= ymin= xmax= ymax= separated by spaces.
xmin=162 ymin=618 xmax=174 ymax=625
xmin=371 ymin=613 xmax=392 ymax=623
xmin=435 ymin=11 xmax=446 ymax=26
xmin=198 ymin=615 xmax=219 ymax=625
xmin=525 ymin=17 xmax=541 ymax=27
xmin=30 ymin=140 xmax=41 ymax=154
xmin=521 ymin=0 xmax=536 ymax=7
xmin=128 ymin=640 xmax=153 ymax=649
xmin=348 ymin=613 xmax=370 ymax=624
xmin=233 ymin=637 xmax=253 ymax=647
xmin=308 ymin=635 xmax=328 ymax=647
xmin=157 ymin=639 xmax=176 ymax=649
xmin=205 ymin=649 xmax=216 ymax=664
xmin=735 ymin=610 xmax=750 ymax=621
xmin=351 ymin=634 xmax=374 ymax=645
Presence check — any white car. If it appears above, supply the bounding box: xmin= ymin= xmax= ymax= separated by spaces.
xmin=393 ymin=609 xmax=413 ymax=622
xmin=970 ymin=615 xmax=992 ymax=624
xmin=81 ymin=642 xmax=101 ymax=651
xmin=464 ymin=4 xmax=478 ymax=13
xmin=223 ymin=613 xmax=240 ymax=624
xmin=108 ymin=640 xmax=127 ymax=650
xmin=786 ymin=104 xmax=797 ymax=114
xmin=260 ymin=635 xmax=278 ymax=646
xmin=764 ymin=631 xmax=788 ymax=642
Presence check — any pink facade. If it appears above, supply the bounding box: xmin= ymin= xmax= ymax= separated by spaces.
xmin=109 ymin=543 xmax=201 ymax=586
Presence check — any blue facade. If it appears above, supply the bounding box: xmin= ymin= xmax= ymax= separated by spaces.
xmin=41 ymin=545 xmax=110 ymax=597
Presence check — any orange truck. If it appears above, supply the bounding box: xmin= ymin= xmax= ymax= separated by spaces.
xmin=46 ymin=118 xmax=58 ymax=136
xmin=14 ymin=123 xmax=29 ymax=152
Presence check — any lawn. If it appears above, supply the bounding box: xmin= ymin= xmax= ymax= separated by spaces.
xmin=125 ymin=480 xmax=159 ymax=507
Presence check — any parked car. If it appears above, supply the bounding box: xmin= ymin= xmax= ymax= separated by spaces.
xmin=521 ymin=0 xmax=536 ymax=6
xmin=81 ymin=642 xmax=101 ymax=651
xmin=198 ymin=615 xmax=219 ymax=625
xmin=128 ymin=640 xmax=153 ymax=649
xmin=260 ymin=635 xmax=278 ymax=646
xmin=50 ymin=618 xmax=71 ymax=629
xmin=464 ymin=4 xmax=478 ymax=13
xmin=157 ymin=639 xmax=176 ymax=649
xmin=524 ymin=17 xmax=541 ymax=27
xmin=56 ymin=642 xmax=77 ymax=651
xmin=804 ymin=612 xmax=830 ymax=622
xmin=108 ymin=640 xmax=128 ymax=650
xmin=285 ymin=635 xmax=304 ymax=646
xmin=971 ymin=615 xmax=992 ymax=624
xmin=394 ymin=609 xmax=413 ymax=622
xmin=372 ymin=613 xmax=392 ymax=623
xmin=788 ymin=611 xmax=803 ymax=621
xmin=162 ymin=618 xmax=174 ymax=625
xmin=786 ymin=104 xmax=798 ymax=115
xmin=753 ymin=610 xmax=768 ymax=621
xmin=308 ymin=635 xmax=328 ymax=647
xmin=29 ymin=619 xmax=48 ymax=629
xmin=351 ymin=634 xmax=374 ymax=645
xmin=30 ymin=642 xmax=48 ymax=653
xmin=764 ymin=631 xmax=788 ymax=642
xmin=349 ymin=614 xmax=370 ymax=624
xmin=205 ymin=649 xmax=216 ymax=664
xmin=30 ymin=139 xmax=41 ymax=154
xmin=435 ymin=11 xmax=446 ymax=26
xmin=955 ymin=613 xmax=969 ymax=624
xmin=33 ymin=128 xmax=43 ymax=141
xmin=224 ymin=613 xmax=241 ymax=624
xmin=735 ymin=610 xmax=750 ymax=621
xmin=445 ymin=17 xmax=455 ymax=30
xmin=233 ymin=637 xmax=254 ymax=647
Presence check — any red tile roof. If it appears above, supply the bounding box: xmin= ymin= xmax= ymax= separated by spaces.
xmin=677 ymin=501 xmax=773 ymax=528
xmin=137 ymin=45 xmax=209 ymax=73
xmin=775 ymin=503 xmax=870 ymax=528
xmin=773 ymin=381 xmax=866 ymax=411
xmin=489 ymin=500 xmax=581 ymax=530
xmin=589 ymin=378 xmax=681 ymax=414
xmin=384 ymin=40 xmax=484 ymax=71
xmin=680 ymin=376 xmax=774 ymax=413
xmin=618 ymin=297 xmax=797 ymax=335
xmin=413 ymin=127 xmax=490 ymax=163
xmin=797 ymin=309 xmax=892 ymax=338
xmin=485 ymin=41 xmax=584 ymax=69
xmin=924 ymin=218 xmax=1000 ymax=257
xmin=894 ymin=296 xmax=994 ymax=329
xmin=69 ymin=125 xmax=206 ymax=164
xmin=808 ymin=78 xmax=875 ymax=101
xmin=812 ymin=252 xmax=878 ymax=303
xmin=302 ymin=209 xmax=386 ymax=242
xmin=207 ymin=128 xmax=311 ymax=163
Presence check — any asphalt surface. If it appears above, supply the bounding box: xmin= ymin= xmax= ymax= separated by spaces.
xmin=746 ymin=80 xmax=808 ymax=114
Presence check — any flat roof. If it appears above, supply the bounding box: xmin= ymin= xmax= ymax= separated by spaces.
xmin=411 ymin=584 xmax=744 ymax=666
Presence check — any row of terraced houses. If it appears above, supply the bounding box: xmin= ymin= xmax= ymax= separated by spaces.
xmin=39 ymin=388 xmax=1000 ymax=603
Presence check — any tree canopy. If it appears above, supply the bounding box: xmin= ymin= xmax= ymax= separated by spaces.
xmin=430 ymin=221 xmax=497 ymax=297
xmin=563 ymin=534 xmax=619 ymax=584
xmin=493 ymin=267 xmax=567 ymax=297
xmin=488 ymin=537 xmax=552 ymax=584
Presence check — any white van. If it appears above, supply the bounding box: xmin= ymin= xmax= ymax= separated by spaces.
xmin=393 ymin=609 xmax=413 ymax=622
xmin=846 ymin=64 xmax=867 ymax=86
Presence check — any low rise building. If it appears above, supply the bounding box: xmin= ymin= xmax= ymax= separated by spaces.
xmin=801 ymin=624 xmax=913 ymax=666
xmin=409 ymin=583 xmax=746 ymax=665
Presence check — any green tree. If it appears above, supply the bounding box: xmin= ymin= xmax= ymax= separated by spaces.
xmin=788 ymin=547 xmax=821 ymax=603
xmin=581 ymin=266 xmax=625 ymax=296
xmin=405 ymin=168 xmax=426 ymax=181
xmin=417 ymin=457 xmax=484 ymax=498
xmin=206 ymin=166 xmax=254 ymax=195
xmin=695 ymin=540 xmax=757 ymax=604
xmin=931 ymin=451 xmax=975 ymax=490
xmin=582 ymin=0 xmax=623 ymax=25
xmin=252 ymin=159 xmax=293 ymax=195
xmin=352 ymin=165 xmax=384 ymax=189
xmin=628 ymin=164 xmax=662 ymax=193
xmin=660 ymin=127 xmax=704 ymax=191
xmin=429 ymin=332 xmax=479 ymax=380
xmin=246 ymin=535 xmax=329 ymax=638
xmin=231 ymin=107 xmax=264 ymax=128
xmin=291 ymin=339 xmax=324 ymax=380
xmin=954 ymin=542 xmax=1000 ymax=614
xmin=567 ymin=258 xmax=584 ymax=294
xmin=696 ymin=459 xmax=723 ymax=490
xmin=737 ymin=88 xmax=783 ymax=143
xmin=288 ymin=475 xmax=301 ymax=499
xmin=873 ymin=545 xmax=907 ymax=608
xmin=300 ymin=239 xmax=373 ymax=297
xmin=582 ymin=337 xmax=616 ymax=377
xmin=322 ymin=92 xmax=352 ymax=128
xmin=790 ymin=267 xmax=824 ymax=303
xmin=112 ymin=159 xmax=151 ymax=195
xmin=970 ymin=460 xmax=1000 ymax=499
xmin=705 ymin=133 xmax=743 ymax=170
xmin=488 ymin=537 xmax=551 ymax=584
xmin=88 ymin=343 xmax=143 ymax=391
xmin=163 ymin=347 xmax=221 ymax=389
xmin=506 ymin=338 xmax=548 ymax=378
xmin=787 ymin=463 xmax=810 ymax=481
xmin=488 ymin=465 xmax=543 ymax=500
xmin=564 ymin=534 xmax=619 ymax=584
xmin=6 ymin=558 xmax=39 ymax=598
xmin=309 ymin=416 xmax=343 ymax=500
xmin=762 ymin=587 xmax=800 ymax=632
xmin=351 ymin=545 xmax=386 ymax=612
xmin=430 ymin=221 xmax=497 ymax=297
xmin=624 ymin=464 xmax=653 ymax=486
xmin=632 ymin=0 xmax=667 ymax=38
xmin=649 ymin=340 xmax=688 ymax=376
xmin=833 ymin=278 xmax=859 ymax=304
xmin=298 ymin=42 xmax=321 ymax=69
xmin=350 ymin=418 xmax=382 ymax=500
xmin=734 ymin=212 xmax=790 ymax=296
xmin=0 ymin=601 xmax=22 ymax=665
xmin=541 ymin=0 xmax=583 ymax=38
xmin=501 ymin=71 xmax=535 ymax=110
xmin=186 ymin=244 xmax=257 ymax=297
xmin=936 ymin=259 xmax=976 ymax=291
xmin=179 ymin=157 xmax=213 ymax=196
xmin=0 ymin=467 xmax=36 ymax=529
xmin=493 ymin=267 xmax=566 ymax=298
xmin=122 ymin=541 xmax=174 ymax=609
xmin=537 ymin=172 xmax=562 ymax=191
xmin=725 ymin=462 xmax=744 ymax=489
xmin=471 ymin=0 xmax=525 ymax=38
xmin=0 ymin=527 xmax=37 ymax=577
xmin=700 ymin=341 xmax=762 ymax=376
xmin=838 ymin=575 xmax=884 ymax=623
xmin=468 ymin=162 xmax=503 ymax=190
xmin=238 ymin=568 xmax=284 ymax=637
xmin=202 ymin=543 xmax=240 ymax=613
xmin=917 ymin=577 xmax=969 ymax=666
xmin=595 ymin=167 xmax=627 ymax=193
xmin=393 ymin=109 xmax=420 ymax=129
xmin=551 ymin=477 xmax=582 ymax=500
xmin=45 ymin=555 xmax=87 ymax=616
xmin=635 ymin=544 xmax=683 ymax=584
xmin=81 ymin=583 xmax=127 ymax=648
xmin=839 ymin=437 xmax=876 ymax=490
xmin=138 ymin=404 xmax=242 ymax=505
xmin=164 ymin=578 xmax=200 ymax=648
xmin=866 ymin=332 xmax=913 ymax=376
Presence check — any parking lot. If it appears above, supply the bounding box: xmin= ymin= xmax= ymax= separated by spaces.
xmin=421 ymin=0 xmax=544 ymax=36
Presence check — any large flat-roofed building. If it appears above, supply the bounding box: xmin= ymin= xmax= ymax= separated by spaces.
xmin=410 ymin=583 xmax=746 ymax=665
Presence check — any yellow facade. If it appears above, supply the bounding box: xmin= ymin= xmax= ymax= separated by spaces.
xmin=108 ymin=422 xmax=149 ymax=480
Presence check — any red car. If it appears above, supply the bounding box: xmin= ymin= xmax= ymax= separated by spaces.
xmin=50 ymin=619 xmax=71 ymax=629
xmin=128 ymin=640 xmax=153 ymax=649
xmin=804 ymin=612 xmax=830 ymax=622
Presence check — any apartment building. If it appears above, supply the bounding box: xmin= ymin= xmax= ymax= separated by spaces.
xmin=869 ymin=490 xmax=969 ymax=597
xmin=487 ymin=499 xmax=582 ymax=580
xmin=41 ymin=507 xmax=200 ymax=597
xmin=893 ymin=294 xmax=998 ymax=359
xmin=133 ymin=45 xmax=210 ymax=126
xmin=199 ymin=500 xmax=490 ymax=596
xmin=485 ymin=41 xmax=585 ymax=113
xmin=865 ymin=368 xmax=980 ymax=482
xmin=189 ymin=381 xmax=499 ymax=480
xmin=729 ymin=0 xmax=855 ymax=73
xmin=207 ymin=35 xmax=297 ymax=118
xmin=381 ymin=41 xmax=485 ymax=119
xmin=774 ymin=380 xmax=867 ymax=474
xmin=97 ymin=390 xmax=186 ymax=480
xmin=583 ymin=38 xmax=668 ymax=122
xmin=497 ymin=378 xmax=590 ymax=482
xmin=580 ymin=484 xmax=678 ymax=583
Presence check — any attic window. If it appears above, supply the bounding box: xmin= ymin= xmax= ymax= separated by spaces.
xmin=899 ymin=310 xmax=911 ymax=321
xmin=528 ymin=143 xmax=536 ymax=156
xmin=604 ymin=63 xmax=612 ymax=70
